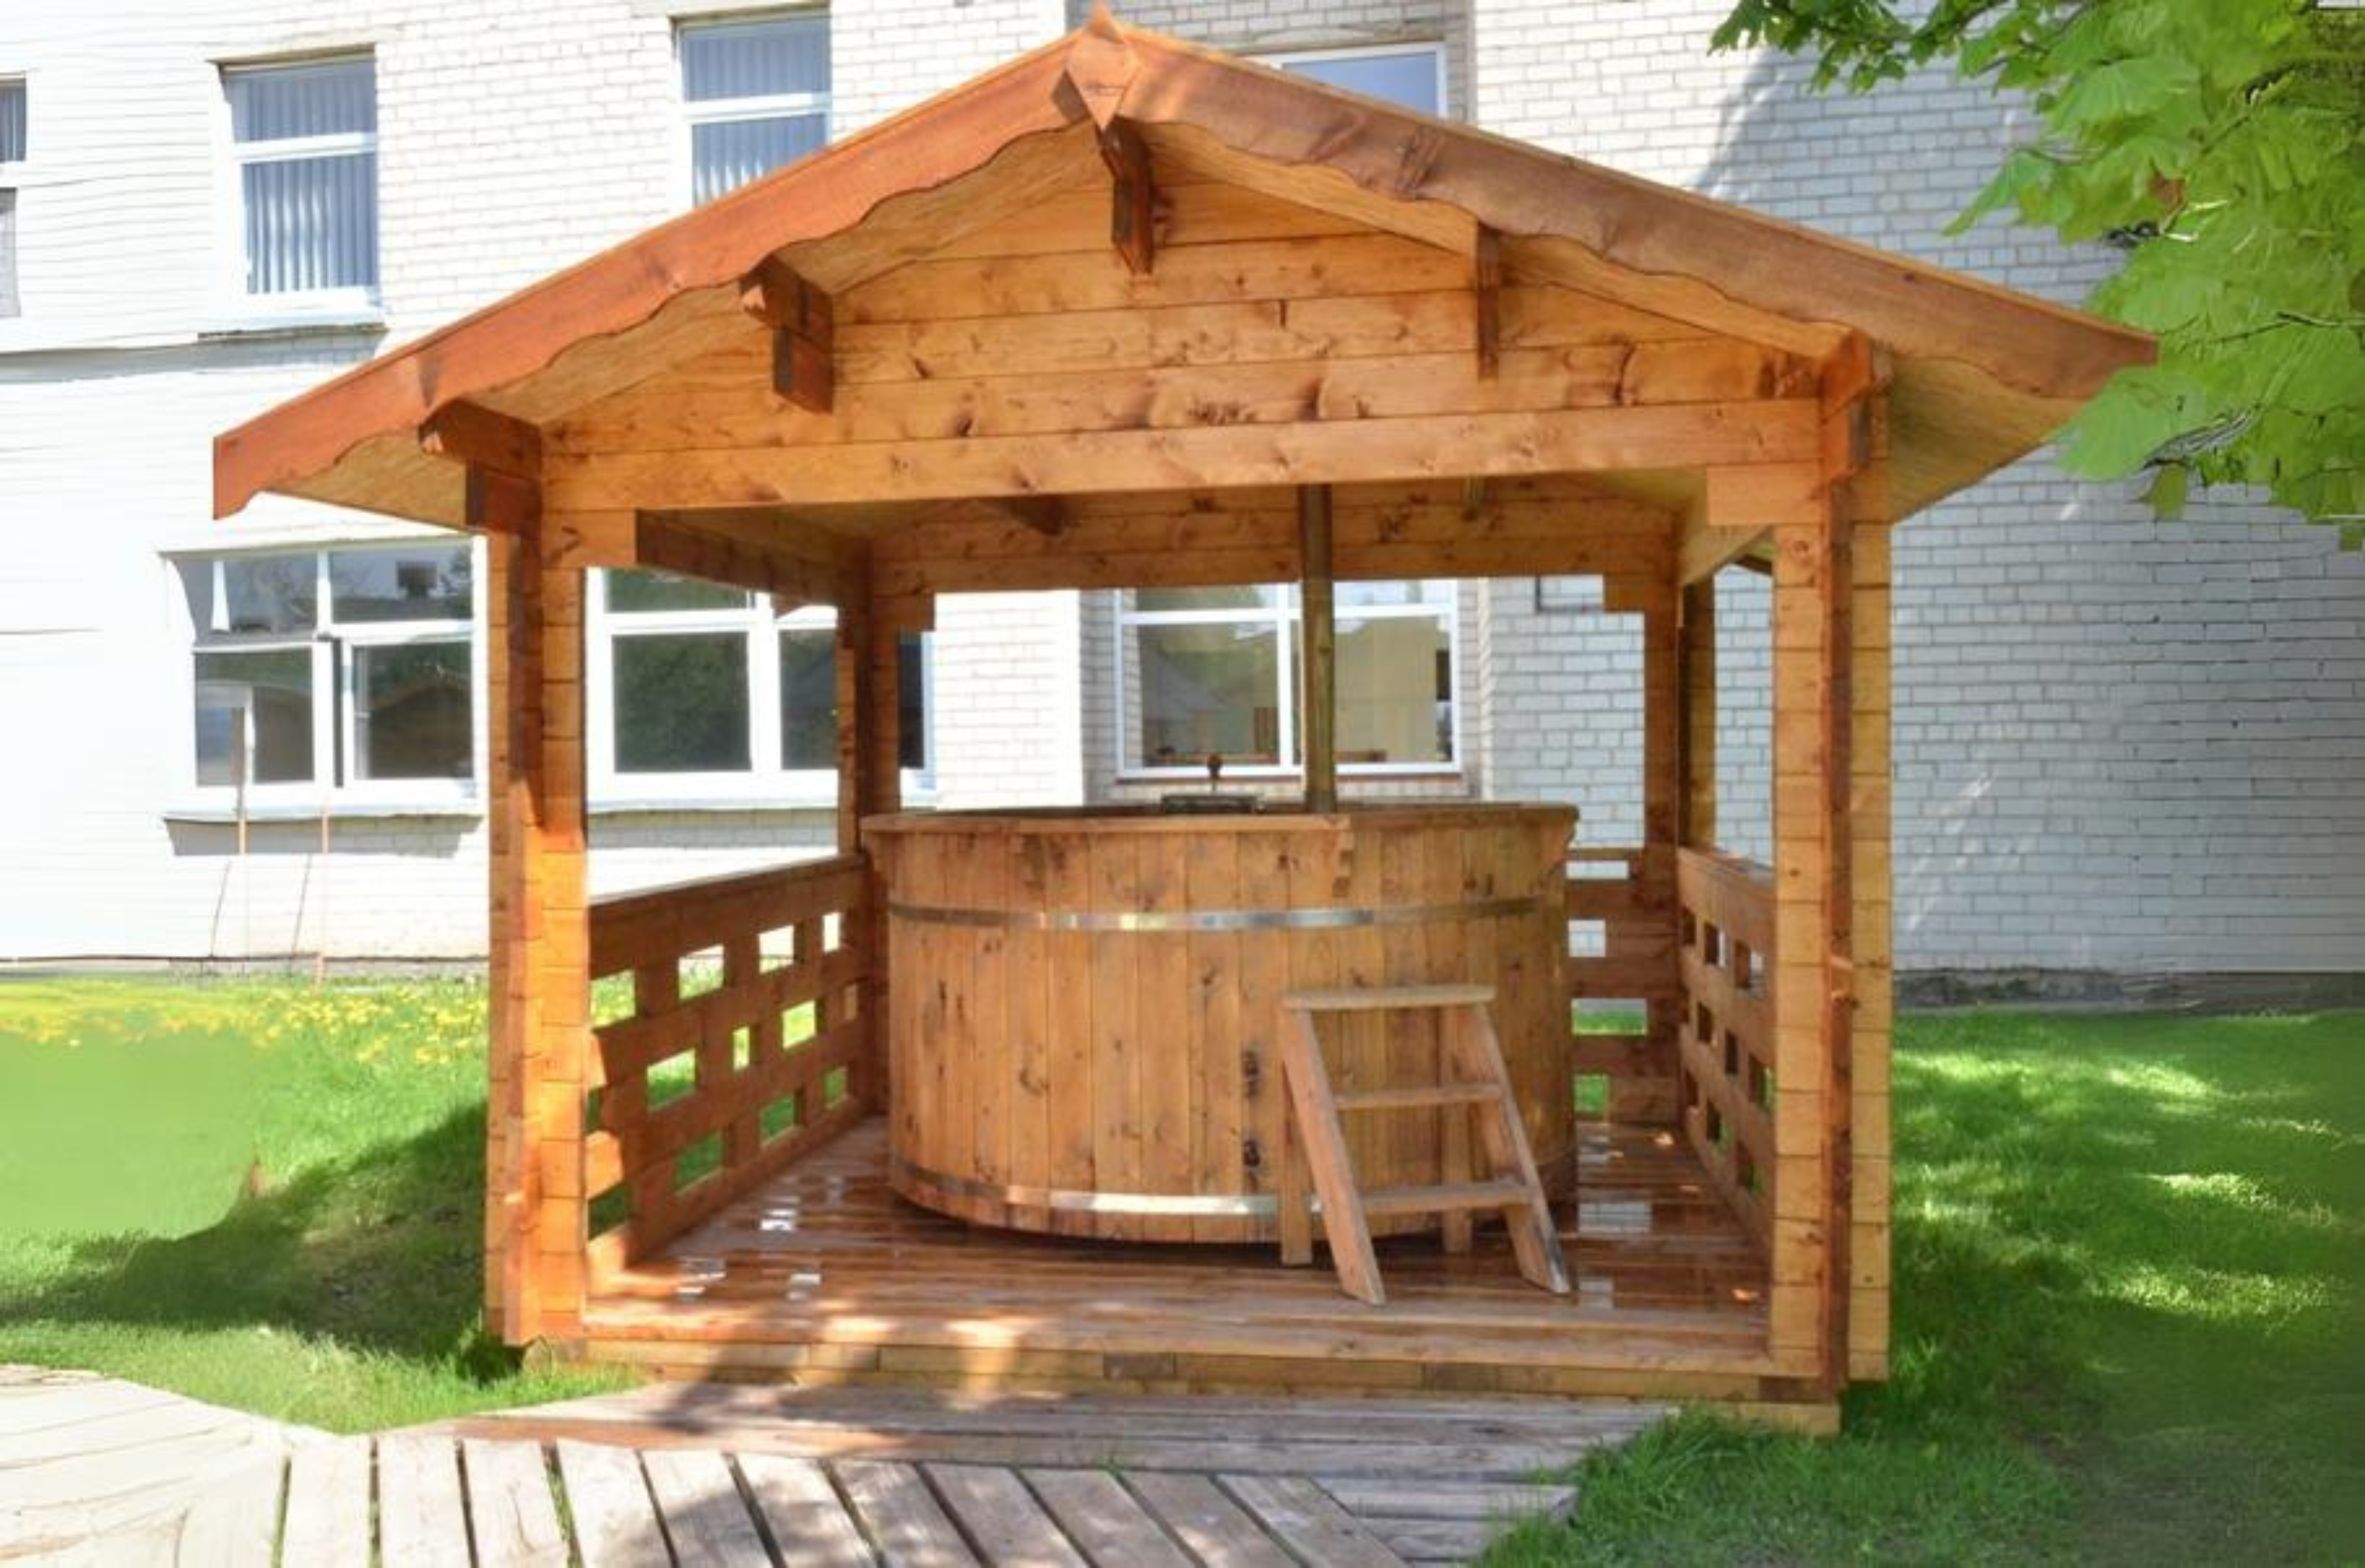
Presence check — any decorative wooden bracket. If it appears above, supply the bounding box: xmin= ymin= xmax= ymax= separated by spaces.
xmin=1099 ymin=119 xmax=1155 ymax=276
xmin=739 ymin=256 xmax=834 ymax=414
xmin=420 ymin=400 xmax=541 ymax=482
xmin=1473 ymin=226 xmax=1503 ymax=381
xmin=420 ymin=401 xmax=542 ymax=534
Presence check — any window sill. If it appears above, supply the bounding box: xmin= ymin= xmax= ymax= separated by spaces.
xmin=163 ymin=799 xmax=481 ymax=826
xmin=1115 ymin=768 xmax=1468 ymax=786
xmin=589 ymin=797 xmax=840 ymax=816
xmin=198 ymin=306 xmax=389 ymax=342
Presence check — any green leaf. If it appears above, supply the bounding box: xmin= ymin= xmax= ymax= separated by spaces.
xmin=2144 ymin=463 xmax=2189 ymax=520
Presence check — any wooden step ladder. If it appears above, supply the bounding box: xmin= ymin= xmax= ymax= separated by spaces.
xmin=1275 ymin=982 xmax=1572 ymax=1306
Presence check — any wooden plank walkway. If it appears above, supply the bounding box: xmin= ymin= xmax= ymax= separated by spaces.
xmin=2 ymin=1368 xmax=1667 ymax=1565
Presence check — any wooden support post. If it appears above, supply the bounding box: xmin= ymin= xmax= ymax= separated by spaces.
xmin=842 ymin=580 xmax=918 ymax=1112
xmin=1677 ymin=578 xmax=1717 ymax=849
xmin=1298 ymin=484 xmax=1337 ymax=813
xmin=1634 ymin=574 xmax=1682 ymax=1125
xmin=1473 ymin=226 xmax=1503 ymax=380
xmin=1098 ymin=118 xmax=1155 ymax=275
xmin=739 ymin=256 xmax=834 ymax=413
xmin=480 ymin=473 xmax=592 ymax=1346
xmin=1764 ymin=331 xmax=1886 ymax=1390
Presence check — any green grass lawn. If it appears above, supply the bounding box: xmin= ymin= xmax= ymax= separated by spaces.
xmin=0 ymin=977 xmax=632 ymax=1431
xmin=1491 ymin=1010 xmax=2365 ymax=1566
xmin=2 ymin=980 xmax=2359 ymax=1561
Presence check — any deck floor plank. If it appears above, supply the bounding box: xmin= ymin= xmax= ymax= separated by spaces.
xmin=1022 ymin=1468 xmax=1195 ymax=1568
xmin=463 ymin=1437 xmax=570 ymax=1568
xmin=835 ymin=1458 xmax=984 ymax=1566
xmin=923 ymin=1463 xmax=1088 ymax=1568
xmin=740 ymin=1451 xmax=879 ymax=1567
xmin=1124 ymin=1472 xmax=1298 ymax=1568
xmin=167 ymin=1447 xmax=283 ymax=1568
xmin=376 ymin=1434 xmax=472 ymax=1568
xmin=641 ymin=1446 xmax=773 ymax=1567
xmin=554 ymin=1439 xmax=672 ymax=1568
xmin=280 ymin=1436 xmax=376 ymax=1566
xmin=1218 ymin=1474 xmax=1406 ymax=1567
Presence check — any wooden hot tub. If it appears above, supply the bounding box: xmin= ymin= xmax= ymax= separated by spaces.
xmin=862 ymin=803 xmax=1576 ymax=1243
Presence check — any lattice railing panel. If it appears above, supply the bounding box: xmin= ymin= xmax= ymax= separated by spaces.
xmin=1675 ymin=847 xmax=1774 ymax=1251
xmin=584 ymin=855 xmax=871 ymax=1279
xmin=1564 ymin=845 xmax=1681 ymax=1123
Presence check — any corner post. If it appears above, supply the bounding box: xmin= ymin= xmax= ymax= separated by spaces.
xmin=1298 ymin=485 xmax=1337 ymax=812
xmin=1766 ymin=332 xmax=1885 ymax=1391
xmin=479 ymin=474 xmax=592 ymax=1347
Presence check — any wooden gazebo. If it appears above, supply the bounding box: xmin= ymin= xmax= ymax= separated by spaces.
xmin=216 ymin=13 xmax=2150 ymax=1426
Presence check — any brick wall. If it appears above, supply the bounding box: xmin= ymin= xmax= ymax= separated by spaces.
xmin=3 ymin=0 xmax=2357 ymax=972
xmin=1470 ymin=0 xmax=2365 ymax=974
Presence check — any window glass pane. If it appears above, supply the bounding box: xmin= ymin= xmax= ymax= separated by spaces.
xmin=779 ymin=628 xmax=837 ymax=770
xmin=226 ymin=58 xmax=376 ymax=141
xmin=1335 ymin=614 xmax=1452 ymax=765
xmin=0 ymin=81 xmax=24 ymax=163
xmin=1134 ymin=584 xmax=1287 ymax=614
xmin=691 ymin=114 xmax=826 ymax=202
xmin=681 ymin=16 xmax=829 ymax=102
xmin=1280 ymin=50 xmax=1441 ymax=114
xmin=604 ymin=569 xmax=751 ymax=614
xmin=1336 ymin=579 xmax=1449 ymax=609
xmin=612 ymin=632 xmax=750 ymax=773
xmin=1129 ymin=622 xmax=1283 ymax=768
xmin=899 ymin=632 xmax=927 ymax=771
xmin=195 ymin=649 xmax=313 ymax=784
xmin=220 ymin=555 xmax=317 ymax=633
xmin=330 ymin=545 xmax=471 ymax=622
xmin=355 ymin=641 xmax=473 ymax=781
xmin=241 ymin=152 xmax=376 ymax=294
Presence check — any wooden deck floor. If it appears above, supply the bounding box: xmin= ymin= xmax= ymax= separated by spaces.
xmin=3 ymin=1367 xmax=1667 ymax=1565
xmin=584 ymin=1119 xmax=1783 ymax=1405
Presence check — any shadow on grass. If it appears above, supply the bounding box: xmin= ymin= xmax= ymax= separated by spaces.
xmin=1488 ymin=1012 xmax=2365 ymax=1565
xmin=11 ymin=1103 xmax=507 ymax=1375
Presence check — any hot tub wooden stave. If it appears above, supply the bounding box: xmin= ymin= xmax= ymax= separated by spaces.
xmin=864 ymin=805 xmax=1576 ymax=1244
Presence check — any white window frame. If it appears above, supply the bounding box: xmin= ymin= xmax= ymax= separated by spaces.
xmin=1261 ymin=41 xmax=1448 ymax=117
xmin=674 ymin=9 xmax=831 ymax=209
xmin=585 ymin=571 xmax=933 ymax=807
xmin=174 ymin=542 xmax=485 ymax=811
xmin=1 ymin=76 xmax=25 ymax=321
xmin=216 ymin=52 xmax=381 ymax=317
xmin=1113 ymin=583 xmax=1462 ymax=783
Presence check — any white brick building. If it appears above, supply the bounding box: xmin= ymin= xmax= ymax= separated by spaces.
xmin=1 ymin=1 xmax=2358 ymax=986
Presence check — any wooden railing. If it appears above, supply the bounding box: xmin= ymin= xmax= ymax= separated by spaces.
xmin=1675 ymin=848 xmax=1774 ymax=1250
xmin=582 ymin=854 xmax=872 ymax=1278
xmin=1564 ymin=845 xmax=1680 ymax=1123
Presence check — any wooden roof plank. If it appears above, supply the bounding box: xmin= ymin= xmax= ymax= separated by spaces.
xmin=213 ymin=15 xmax=2151 ymax=531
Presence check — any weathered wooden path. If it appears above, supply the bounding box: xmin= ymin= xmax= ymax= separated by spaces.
xmin=1 ymin=1366 xmax=1665 ymax=1564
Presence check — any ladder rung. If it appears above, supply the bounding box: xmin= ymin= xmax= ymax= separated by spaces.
xmin=1362 ymin=1179 xmax=1533 ymax=1217
xmin=1283 ymin=983 xmax=1495 ymax=1013
xmin=1334 ymin=1083 xmax=1503 ymax=1112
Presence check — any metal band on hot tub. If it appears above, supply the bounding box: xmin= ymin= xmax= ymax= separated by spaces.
xmin=892 ymin=1148 xmax=1581 ymax=1219
xmin=886 ymin=893 xmax=1546 ymax=933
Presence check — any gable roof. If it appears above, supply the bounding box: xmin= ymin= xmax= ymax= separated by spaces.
xmin=214 ymin=12 xmax=2153 ymax=527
